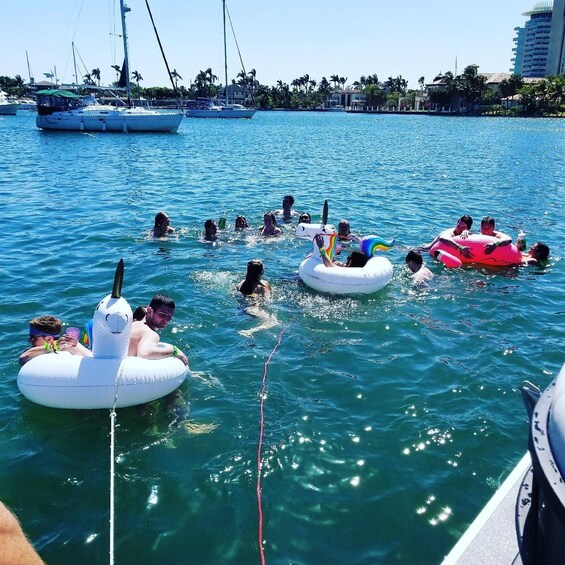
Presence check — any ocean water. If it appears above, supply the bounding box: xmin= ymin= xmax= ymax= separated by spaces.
xmin=0 ymin=110 xmax=563 ymax=564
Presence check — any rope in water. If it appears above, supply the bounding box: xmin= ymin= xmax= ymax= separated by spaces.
xmin=109 ymin=361 xmax=126 ymax=565
xmin=256 ymin=326 xmax=286 ymax=564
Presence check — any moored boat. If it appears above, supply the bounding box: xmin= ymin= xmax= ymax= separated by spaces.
xmin=0 ymin=90 xmax=20 ymax=115
xmin=36 ymin=90 xmax=183 ymax=132
xmin=35 ymin=0 xmax=183 ymax=133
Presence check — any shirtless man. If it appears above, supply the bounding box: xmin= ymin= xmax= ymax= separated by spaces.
xmin=272 ymin=194 xmax=299 ymax=221
xmin=19 ymin=315 xmax=93 ymax=366
xmin=405 ymin=249 xmax=434 ymax=284
xmin=128 ymin=295 xmax=188 ymax=366
xmin=480 ymin=216 xmax=512 ymax=255
xmin=421 ymin=215 xmax=474 ymax=259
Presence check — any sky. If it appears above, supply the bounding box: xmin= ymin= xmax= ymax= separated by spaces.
xmin=1 ymin=0 xmax=538 ymax=90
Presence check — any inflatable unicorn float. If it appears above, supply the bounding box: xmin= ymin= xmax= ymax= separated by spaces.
xmin=295 ymin=201 xmax=395 ymax=295
xmin=18 ymin=260 xmax=189 ymax=409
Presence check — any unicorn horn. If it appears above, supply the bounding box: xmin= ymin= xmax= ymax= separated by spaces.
xmin=112 ymin=259 xmax=124 ymax=299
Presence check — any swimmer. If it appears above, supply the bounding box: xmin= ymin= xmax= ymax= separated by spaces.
xmin=152 ymin=212 xmax=175 ymax=237
xmin=259 ymin=213 xmax=282 ymax=237
xmin=522 ymin=242 xmax=550 ymax=265
xmin=405 ymin=250 xmax=433 ymax=284
xmin=273 ymin=195 xmax=299 ymax=221
xmin=235 ymin=215 xmax=249 ymax=230
xmin=337 ymin=219 xmax=360 ymax=242
xmin=237 ymin=260 xmax=272 ymax=297
xmin=237 ymin=260 xmax=276 ymax=336
xmin=204 ymin=219 xmax=218 ymax=241
xmin=298 ymin=212 xmax=311 ymax=224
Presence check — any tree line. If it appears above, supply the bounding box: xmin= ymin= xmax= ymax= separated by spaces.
xmin=1 ymin=64 xmax=564 ymax=116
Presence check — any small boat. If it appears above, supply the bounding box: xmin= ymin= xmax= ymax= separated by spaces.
xmin=35 ymin=0 xmax=183 ymax=133
xmin=186 ymin=98 xmax=255 ymax=119
xmin=186 ymin=0 xmax=256 ymax=119
xmin=0 ymin=90 xmax=20 ymax=115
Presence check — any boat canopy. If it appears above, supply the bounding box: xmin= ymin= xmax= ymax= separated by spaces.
xmin=35 ymin=89 xmax=82 ymax=98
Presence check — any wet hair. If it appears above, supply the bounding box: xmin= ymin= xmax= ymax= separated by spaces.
xmin=263 ymin=212 xmax=278 ymax=226
xmin=204 ymin=219 xmax=216 ymax=235
xmin=481 ymin=216 xmax=495 ymax=228
xmin=346 ymin=250 xmax=368 ymax=268
xmin=29 ymin=315 xmax=62 ymax=336
xmin=533 ymin=242 xmax=550 ymax=262
xmin=299 ymin=213 xmax=311 ymax=223
xmin=338 ymin=219 xmax=351 ymax=236
xmin=405 ymin=250 xmax=423 ymax=266
xmin=132 ymin=306 xmax=147 ymax=321
xmin=283 ymin=195 xmax=295 ymax=206
xmin=235 ymin=215 xmax=248 ymax=229
xmin=149 ymin=295 xmax=175 ymax=311
xmin=239 ymin=260 xmax=265 ymax=295
xmin=154 ymin=212 xmax=169 ymax=228
xmin=458 ymin=215 xmax=473 ymax=229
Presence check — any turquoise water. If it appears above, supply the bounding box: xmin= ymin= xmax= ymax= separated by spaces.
xmin=1 ymin=110 xmax=564 ymax=564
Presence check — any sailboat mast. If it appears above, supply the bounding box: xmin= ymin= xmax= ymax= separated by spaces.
xmin=120 ymin=0 xmax=132 ymax=106
xmin=26 ymin=51 xmax=34 ymax=85
xmin=223 ymin=0 xmax=228 ymax=105
xmin=72 ymin=42 xmax=79 ymax=89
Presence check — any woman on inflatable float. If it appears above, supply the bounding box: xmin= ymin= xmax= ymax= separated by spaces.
xmin=295 ymin=221 xmax=395 ymax=295
xmin=17 ymin=260 xmax=189 ymax=409
xmin=422 ymin=215 xmax=522 ymax=268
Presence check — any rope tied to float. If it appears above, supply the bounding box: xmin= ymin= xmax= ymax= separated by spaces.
xmin=109 ymin=359 xmax=127 ymax=565
xmin=256 ymin=325 xmax=286 ymax=564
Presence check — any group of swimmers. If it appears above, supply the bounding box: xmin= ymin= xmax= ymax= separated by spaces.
xmin=23 ymin=206 xmax=551 ymax=364
xmin=404 ymin=214 xmax=550 ymax=283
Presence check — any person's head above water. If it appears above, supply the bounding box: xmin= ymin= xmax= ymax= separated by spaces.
xmin=299 ymin=212 xmax=311 ymax=224
xmin=204 ymin=219 xmax=217 ymax=238
xmin=454 ymin=215 xmax=473 ymax=235
xmin=235 ymin=215 xmax=248 ymax=229
xmin=338 ymin=219 xmax=351 ymax=238
xmin=480 ymin=216 xmax=496 ymax=235
xmin=405 ymin=250 xmax=423 ymax=272
xmin=346 ymin=250 xmax=368 ymax=268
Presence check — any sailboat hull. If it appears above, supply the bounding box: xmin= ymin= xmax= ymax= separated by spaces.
xmin=36 ymin=105 xmax=183 ymax=132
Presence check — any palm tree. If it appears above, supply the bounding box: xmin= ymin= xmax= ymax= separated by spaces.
xmin=131 ymin=70 xmax=143 ymax=99
xmin=171 ymin=69 xmax=182 ymax=91
xmin=339 ymin=76 xmax=347 ymax=89
xmin=418 ymin=76 xmax=425 ymax=92
xmin=330 ymin=74 xmax=340 ymax=89
xmin=205 ymin=68 xmax=217 ymax=98
xmin=91 ymin=68 xmax=101 ymax=86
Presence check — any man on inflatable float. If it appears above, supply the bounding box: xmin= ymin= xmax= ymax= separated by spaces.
xmin=422 ymin=215 xmax=523 ymax=268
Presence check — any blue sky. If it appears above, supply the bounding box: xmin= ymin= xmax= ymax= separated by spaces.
xmin=1 ymin=0 xmax=536 ymax=89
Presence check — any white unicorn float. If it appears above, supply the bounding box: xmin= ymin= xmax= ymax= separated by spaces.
xmin=296 ymin=202 xmax=395 ymax=295
xmin=17 ymin=260 xmax=189 ymax=409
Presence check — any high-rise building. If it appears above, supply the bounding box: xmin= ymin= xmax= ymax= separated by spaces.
xmin=512 ymin=3 xmax=553 ymax=77
xmin=546 ymin=0 xmax=565 ymax=75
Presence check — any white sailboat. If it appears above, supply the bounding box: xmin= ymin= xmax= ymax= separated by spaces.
xmin=0 ymin=90 xmax=20 ymax=116
xmin=35 ymin=0 xmax=183 ymax=133
xmin=186 ymin=0 xmax=256 ymax=119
